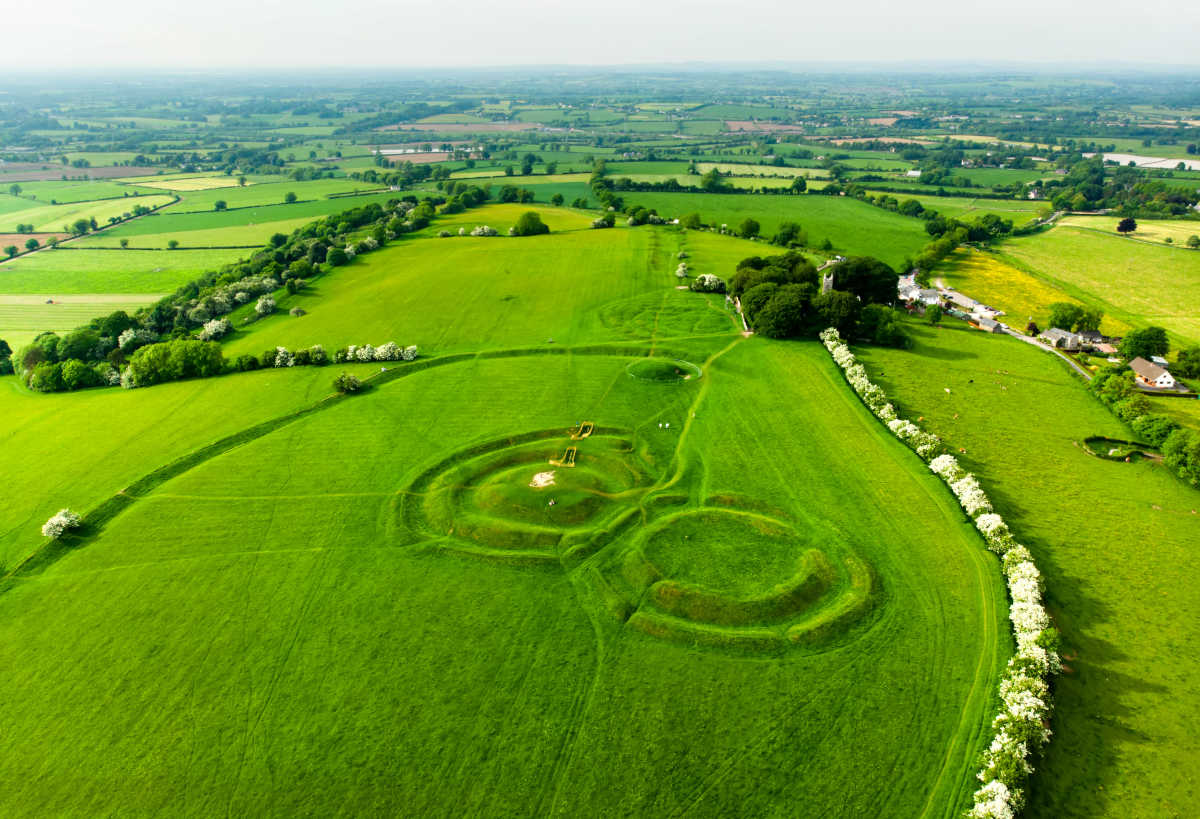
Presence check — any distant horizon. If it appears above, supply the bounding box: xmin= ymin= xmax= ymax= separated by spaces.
xmin=2 ymin=60 xmax=1200 ymax=84
xmin=3 ymin=0 xmax=1199 ymax=72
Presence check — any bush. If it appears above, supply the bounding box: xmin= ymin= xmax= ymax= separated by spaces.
xmin=28 ymin=361 xmax=64 ymax=392
xmin=255 ymin=295 xmax=276 ymax=317
xmin=1131 ymin=413 xmax=1181 ymax=447
xmin=126 ymin=339 xmax=224 ymax=388
xmin=235 ymin=354 xmax=259 ymax=372
xmin=333 ymin=372 xmax=362 ymax=393
xmin=41 ymin=508 xmax=81 ymax=539
xmin=61 ymin=359 xmax=101 ymax=390
xmin=198 ymin=318 xmax=232 ymax=341
xmin=857 ymin=304 xmax=910 ymax=348
xmin=512 ymin=211 xmax=549 ymax=236
xmin=689 ymin=274 xmax=726 ymax=294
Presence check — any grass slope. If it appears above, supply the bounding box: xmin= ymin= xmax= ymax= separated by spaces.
xmin=856 ymin=321 xmax=1200 ymax=818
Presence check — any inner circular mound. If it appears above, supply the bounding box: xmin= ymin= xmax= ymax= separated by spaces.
xmin=626 ymin=357 xmax=702 ymax=383
xmin=470 ymin=461 xmax=615 ymax=526
xmin=642 ymin=510 xmax=807 ymax=598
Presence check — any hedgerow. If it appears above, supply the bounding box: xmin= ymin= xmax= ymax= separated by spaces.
xmin=821 ymin=328 xmax=1059 ymax=818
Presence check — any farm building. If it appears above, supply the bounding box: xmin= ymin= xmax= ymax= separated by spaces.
xmin=1129 ymin=357 xmax=1177 ymax=389
xmin=1040 ymin=327 xmax=1082 ymax=351
xmin=1150 ymin=355 xmax=1171 ymax=369
xmin=970 ymin=316 xmax=1004 ymax=334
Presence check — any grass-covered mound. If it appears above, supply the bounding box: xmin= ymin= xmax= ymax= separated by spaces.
xmin=625 ymin=357 xmax=702 ymax=382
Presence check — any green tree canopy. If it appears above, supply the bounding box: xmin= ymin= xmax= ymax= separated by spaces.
xmin=1120 ymin=326 xmax=1169 ymax=360
xmin=831 ymin=256 xmax=896 ymax=306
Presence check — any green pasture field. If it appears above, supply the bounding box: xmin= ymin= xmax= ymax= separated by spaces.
xmin=0 ymin=294 xmax=163 ymax=350
xmin=77 ymin=194 xmax=399 ymax=248
xmin=1058 ymin=214 xmax=1200 ymax=246
xmin=856 ymin=320 xmax=1200 ymax=819
xmin=691 ymin=103 xmax=789 ymax=119
xmin=863 ymin=192 xmax=1044 ymax=223
xmin=223 ymin=208 xmax=675 ymax=357
xmin=836 ymin=158 xmax=916 ymax=171
xmin=136 ymin=176 xmax=261 ymax=192
xmin=6 ymin=180 xmax=161 ymax=203
xmin=267 ymin=125 xmax=341 ymax=136
xmin=512 ymin=109 xmax=575 ymax=123
xmin=80 ymin=218 xmax=317 ymax=249
xmin=61 ymin=151 xmax=147 ymax=165
xmin=417 ymin=113 xmax=492 ymax=123
xmin=696 ymin=162 xmax=830 ymax=179
xmin=0 ymin=220 xmax=1006 ymax=814
xmin=0 ymin=194 xmax=176 ymax=232
xmin=609 ymin=192 xmax=930 ymax=268
xmin=999 ymin=224 xmax=1200 ymax=346
xmin=679 ymin=120 xmax=725 ymax=135
xmin=170 ymin=179 xmax=386 ymax=212
xmin=956 ymin=168 xmax=1047 ymax=187
xmin=0 ymin=247 xmax=246 ymax=294
xmin=605 ymin=161 xmax=693 ymax=176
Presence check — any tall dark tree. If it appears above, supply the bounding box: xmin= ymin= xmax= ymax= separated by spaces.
xmin=831 ymin=257 xmax=896 ymax=305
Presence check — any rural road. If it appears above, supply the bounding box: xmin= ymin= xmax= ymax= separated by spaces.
xmin=1003 ymin=329 xmax=1093 ymax=380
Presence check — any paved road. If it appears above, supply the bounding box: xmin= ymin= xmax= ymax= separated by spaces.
xmin=1002 ymin=329 xmax=1093 ymax=380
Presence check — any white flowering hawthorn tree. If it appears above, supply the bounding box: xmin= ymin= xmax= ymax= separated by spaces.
xmin=42 ymin=509 xmax=81 ymax=539
xmin=335 ymin=342 xmax=418 ymax=364
xmin=820 ymin=327 xmax=1058 ymax=818
xmin=255 ymin=295 xmax=276 ymax=317
xmin=470 ymin=225 xmax=498 ymax=237
xmin=199 ymin=318 xmax=232 ymax=341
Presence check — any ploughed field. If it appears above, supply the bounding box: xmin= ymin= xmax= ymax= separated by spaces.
xmin=0 ymin=216 xmax=1008 ymax=816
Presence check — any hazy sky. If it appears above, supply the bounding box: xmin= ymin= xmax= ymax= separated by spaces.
xmin=5 ymin=0 xmax=1200 ymax=70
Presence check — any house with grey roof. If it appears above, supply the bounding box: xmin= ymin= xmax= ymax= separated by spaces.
xmin=1129 ymin=357 xmax=1176 ymax=389
xmin=1039 ymin=327 xmax=1082 ymax=351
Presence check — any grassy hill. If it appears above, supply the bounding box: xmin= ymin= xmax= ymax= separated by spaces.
xmin=0 ymin=218 xmax=1007 ymax=816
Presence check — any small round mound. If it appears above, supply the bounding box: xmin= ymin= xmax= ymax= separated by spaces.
xmin=626 ymin=358 xmax=702 ymax=383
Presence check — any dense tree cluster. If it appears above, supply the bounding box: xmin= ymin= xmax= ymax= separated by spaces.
xmin=729 ymin=252 xmax=908 ymax=346
xmin=1043 ymin=157 xmax=1197 ymax=215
